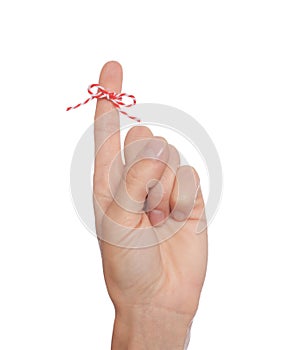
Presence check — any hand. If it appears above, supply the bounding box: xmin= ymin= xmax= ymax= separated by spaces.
xmin=93 ymin=61 xmax=208 ymax=350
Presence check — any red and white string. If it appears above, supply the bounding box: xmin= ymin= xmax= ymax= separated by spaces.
xmin=66 ymin=84 xmax=140 ymax=122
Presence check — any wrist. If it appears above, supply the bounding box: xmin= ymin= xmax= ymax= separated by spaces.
xmin=111 ymin=305 xmax=194 ymax=350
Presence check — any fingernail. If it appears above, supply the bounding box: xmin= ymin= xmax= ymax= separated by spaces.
xmin=172 ymin=210 xmax=187 ymax=221
xmin=149 ymin=209 xmax=165 ymax=226
xmin=141 ymin=139 xmax=165 ymax=159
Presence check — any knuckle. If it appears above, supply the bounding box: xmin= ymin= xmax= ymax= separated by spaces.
xmin=125 ymin=164 xmax=146 ymax=192
xmin=168 ymin=144 xmax=180 ymax=164
xmin=125 ymin=126 xmax=152 ymax=145
xmin=179 ymin=165 xmax=200 ymax=185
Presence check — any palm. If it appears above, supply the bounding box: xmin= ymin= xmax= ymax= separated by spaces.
xmin=100 ymin=204 xmax=207 ymax=318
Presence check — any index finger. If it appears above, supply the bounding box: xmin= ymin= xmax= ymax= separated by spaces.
xmin=93 ymin=61 xmax=123 ymax=210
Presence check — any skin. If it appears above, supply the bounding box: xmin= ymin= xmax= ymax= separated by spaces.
xmin=93 ymin=61 xmax=208 ymax=349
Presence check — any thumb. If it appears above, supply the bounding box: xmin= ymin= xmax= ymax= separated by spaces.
xmin=107 ymin=137 xmax=169 ymax=223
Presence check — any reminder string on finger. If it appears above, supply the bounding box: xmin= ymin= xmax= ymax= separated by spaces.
xmin=66 ymin=84 xmax=141 ymax=122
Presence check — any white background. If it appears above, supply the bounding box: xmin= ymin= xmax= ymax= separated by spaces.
xmin=0 ymin=0 xmax=293 ymax=349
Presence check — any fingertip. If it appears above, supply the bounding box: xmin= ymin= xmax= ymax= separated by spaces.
xmin=101 ymin=61 xmax=122 ymax=77
xmin=153 ymin=136 xmax=168 ymax=144
xmin=99 ymin=61 xmax=123 ymax=92
xmin=95 ymin=61 xmax=123 ymax=120
xmin=139 ymin=137 xmax=168 ymax=160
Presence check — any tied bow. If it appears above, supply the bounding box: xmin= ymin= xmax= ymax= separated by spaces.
xmin=66 ymin=84 xmax=140 ymax=122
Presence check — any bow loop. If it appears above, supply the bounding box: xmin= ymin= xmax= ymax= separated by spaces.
xmin=67 ymin=84 xmax=140 ymax=122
